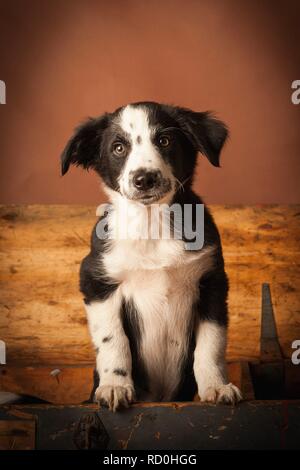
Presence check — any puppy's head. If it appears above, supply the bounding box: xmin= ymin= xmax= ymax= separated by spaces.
xmin=61 ymin=102 xmax=228 ymax=204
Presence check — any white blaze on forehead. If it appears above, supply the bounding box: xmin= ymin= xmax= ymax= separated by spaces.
xmin=120 ymin=105 xmax=153 ymax=140
xmin=120 ymin=105 xmax=157 ymax=167
xmin=118 ymin=104 xmax=175 ymax=200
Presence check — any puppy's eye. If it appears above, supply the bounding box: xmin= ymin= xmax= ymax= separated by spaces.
xmin=158 ymin=135 xmax=170 ymax=147
xmin=113 ymin=142 xmax=126 ymax=156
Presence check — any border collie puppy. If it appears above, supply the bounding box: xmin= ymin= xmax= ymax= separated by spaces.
xmin=61 ymin=102 xmax=242 ymax=411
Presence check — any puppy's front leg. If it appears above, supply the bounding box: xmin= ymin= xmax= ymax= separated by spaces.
xmin=85 ymin=290 xmax=135 ymax=411
xmin=194 ymin=320 xmax=242 ymax=404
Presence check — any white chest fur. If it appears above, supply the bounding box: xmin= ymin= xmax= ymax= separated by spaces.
xmin=100 ymin=198 xmax=215 ymax=399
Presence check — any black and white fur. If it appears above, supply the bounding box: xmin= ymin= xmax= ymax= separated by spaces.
xmin=61 ymin=102 xmax=242 ymax=410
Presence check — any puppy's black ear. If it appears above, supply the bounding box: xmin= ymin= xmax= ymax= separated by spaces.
xmin=168 ymin=106 xmax=228 ymax=167
xmin=61 ymin=115 xmax=108 ymax=176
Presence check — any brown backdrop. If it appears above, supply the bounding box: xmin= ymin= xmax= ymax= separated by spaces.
xmin=0 ymin=0 xmax=299 ymax=204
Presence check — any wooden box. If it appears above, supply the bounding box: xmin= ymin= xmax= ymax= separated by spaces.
xmin=0 ymin=205 xmax=299 ymax=449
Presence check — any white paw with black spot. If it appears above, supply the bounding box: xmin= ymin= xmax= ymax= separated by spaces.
xmin=199 ymin=383 xmax=242 ymax=405
xmin=95 ymin=385 xmax=135 ymax=412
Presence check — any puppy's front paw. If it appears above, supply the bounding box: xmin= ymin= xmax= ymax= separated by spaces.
xmin=95 ymin=385 xmax=135 ymax=412
xmin=217 ymin=383 xmax=242 ymax=404
xmin=200 ymin=383 xmax=242 ymax=405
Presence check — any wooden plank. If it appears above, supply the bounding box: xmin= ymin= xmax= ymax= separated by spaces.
xmin=0 ymin=205 xmax=299 ymax=366
xmin=0 ymin=365 xmax=94 ymax=404
xmin=0 ymin=419 xmax=35 ymax=450
xmin=1 ymin=402 xmax=300 ymax=450
xmin=0 ymin=362 xmax=249 ymax=404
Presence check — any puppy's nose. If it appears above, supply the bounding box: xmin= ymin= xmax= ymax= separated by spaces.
xmin=133 ymin=170 xmax=162 ymax=191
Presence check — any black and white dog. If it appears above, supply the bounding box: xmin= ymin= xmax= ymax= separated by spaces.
xmin=61 ymin=102 xmax=242 ymax=411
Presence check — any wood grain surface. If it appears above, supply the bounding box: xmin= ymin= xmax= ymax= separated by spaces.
xmin=0 ymin=361 xmax=253 ymax=404
xmin=0 ymin=204 xmax=299 ymax=367
xmin=0 ymin=419 xmax=35 ymax=450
